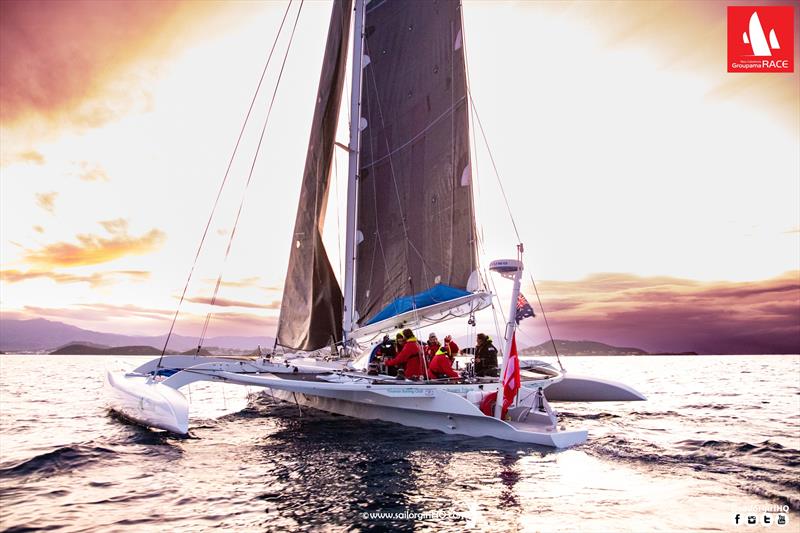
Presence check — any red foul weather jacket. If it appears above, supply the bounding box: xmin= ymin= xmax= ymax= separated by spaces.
xmin=386 ymin=340 xmax=426 ymax=379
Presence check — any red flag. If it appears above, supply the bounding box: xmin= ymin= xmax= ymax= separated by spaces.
xmin=501 ymin=333 xmax=521 ymax=416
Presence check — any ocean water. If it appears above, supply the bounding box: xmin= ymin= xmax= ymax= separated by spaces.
xmin=0 ymin=354 xmax=798 ymax=532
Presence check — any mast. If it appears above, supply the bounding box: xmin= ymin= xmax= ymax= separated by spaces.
xmin=342 ymin=0 xmax=366 ymax=339
xmin=490 ymin=258 xmax=523 ymax=419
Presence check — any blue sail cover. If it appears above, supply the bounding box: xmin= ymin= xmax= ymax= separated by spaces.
xmin=366 ymin=284 xmax=471 ymax=325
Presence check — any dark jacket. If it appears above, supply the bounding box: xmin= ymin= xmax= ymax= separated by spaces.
xmin=474 ymin=340 xmax=499 ymax=377
xmin=376 ymin=339 xmax=396 ymax=361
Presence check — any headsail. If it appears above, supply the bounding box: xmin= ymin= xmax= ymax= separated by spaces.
xmin=354 ymin=0 xmax=479 ymax=329
xmin=277 ymin=0 xmax=353 ymax=351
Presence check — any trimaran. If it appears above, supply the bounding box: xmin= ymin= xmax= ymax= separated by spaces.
xmin=105 ymin=0 xmax=644 ymax=449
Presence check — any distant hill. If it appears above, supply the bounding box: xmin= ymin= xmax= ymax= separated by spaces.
xmin=521 ymin=339 xmax=649 ymax=356
xmin=0 ymin=318 xmax=274 ymax=353
xmin=51 ymin=344 xmax=163 ymax=355
xmin=49 ymin=343 xmax=218 ymax=356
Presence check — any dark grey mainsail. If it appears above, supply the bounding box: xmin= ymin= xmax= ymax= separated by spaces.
xmin=277 ymin=0 xmax=352 ymax=350
xmin=354 ymin=0 xmax=476 ymax=326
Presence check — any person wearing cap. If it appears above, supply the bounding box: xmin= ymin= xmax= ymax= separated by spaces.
xmin=425 ymin=333 xmax=441 ymax=365
xmin=428 ymin=346 xmax=460 ymax=379
xmin=474 ymin=333 xmax=498 ymax=377
xmin=386 ymin=328 xmax=426 ymax=379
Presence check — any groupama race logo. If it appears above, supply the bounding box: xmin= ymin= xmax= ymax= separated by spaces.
xmin=728 ymin=5 xmax=794 ymax=72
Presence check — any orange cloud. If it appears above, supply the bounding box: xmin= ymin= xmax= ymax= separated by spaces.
xmin=1 ymin=269 xmax=149 ymax=287
xmin=23 ymin=219 xmax=166 ymax=267
xmin=186 ymin=296 xmax=279 ymax=309
xmin=75 ymin=161 xmax=110 ymax=182
xmin=34 ymin=191 xmax=57 ymax=213
xmin=524 ymin=272 xmax=800 ymax=354
xmin=0 ymin=0 xmax=247 ymax=134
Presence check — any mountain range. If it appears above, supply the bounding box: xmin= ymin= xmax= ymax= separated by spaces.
xmin=0 ymin=317 xmax=666 ymax=355
xmin=0 ymin=318 xmax=274 ymax=353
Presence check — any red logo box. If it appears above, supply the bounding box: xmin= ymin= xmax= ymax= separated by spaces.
xmin=728 ymin=5 xmax=794 ymax=73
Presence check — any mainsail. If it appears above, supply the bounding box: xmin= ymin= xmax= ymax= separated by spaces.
xmin=276 ymin=0 xmax=352 ymax=350
xmin=354 ymin=0 xmax=478 ymax=328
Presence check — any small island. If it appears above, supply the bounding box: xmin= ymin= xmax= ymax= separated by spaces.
xmin=49 ymin=343 xmax=215 ymax=356
xmin=521 ymin=340 xmax=648 ymax=356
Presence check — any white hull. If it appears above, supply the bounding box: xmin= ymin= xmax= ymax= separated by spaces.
xmin=267 ymin=388 xmax=586 ymax=448
xmin=543 ymin=374 xmax=646 ymax=402
xmin=104 ymin=369 xmax=189 ymax=434
xmin=104 ymin=357 xmax=587 ymax=448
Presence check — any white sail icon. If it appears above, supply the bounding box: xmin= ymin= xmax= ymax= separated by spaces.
xmin=743 ymin=12 xmax=780 ymax=56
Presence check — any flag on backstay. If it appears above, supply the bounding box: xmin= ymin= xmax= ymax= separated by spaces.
xmin=515 ymin=293 xmax=535 ymax=324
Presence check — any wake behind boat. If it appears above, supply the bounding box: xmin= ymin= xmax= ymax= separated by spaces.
xmin=105 ymin=0 xmax=643 ymax=448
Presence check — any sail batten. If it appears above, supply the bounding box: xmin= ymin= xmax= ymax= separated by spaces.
xmin=354 ymin=0 xmax=476 ymax=327
xmin=277 ymin=0 xmax=353 ymax=351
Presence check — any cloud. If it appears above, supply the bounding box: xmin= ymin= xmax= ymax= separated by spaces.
xmin=1 ymin=1 xmax=155 ymax=129
xmin=22 ymin=219 xmax=166 ymax=267
xmin=0 ymin=0 xmax=243 ymax=135
xmin=0 ymin=149 xmax=46 ymax=167
xmin=186 ymin=296 xmax=279 ymax=309
xmin=99 ymin=218 xmax=129 ymax=234
xmin=522 ymin=272 xmax=800 ymax=354
xmin=202 ymin=276 xmax=282 ymax=294
xmin=16 ymin=304 xmax=277 ymax=337
xmin=75 ymin=161 xmax=110 ymax=182
xmin=1 ymin=269 xmax=150 ymax=288
xmin=35 ymin=191 xmax=57 ymax=213
xmin=32 ymin=225 xmax=44 ymax=234
xmin=22 ymin=303 xmax=174 ymax=324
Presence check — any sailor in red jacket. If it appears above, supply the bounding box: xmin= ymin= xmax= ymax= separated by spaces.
xmin=443 ymin=335 xmax=459 ymax=356
xmin=386 ymin=329 xmax=427 ymax=380
xmin=428 ymin=346 xmax=460 ymax=379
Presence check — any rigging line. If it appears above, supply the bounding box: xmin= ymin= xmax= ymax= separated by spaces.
xmin=197 ymin=0 xmax=306 ymax=351
xmin=156 ymin=0 xmax=295 ymax=368
xmin=469 ymin=95 xmax=564 ymax=370
xmin=468 ymin=97 xmax=522 ymax=246
xmin=528 ymin=273 xmax=564 ymax=371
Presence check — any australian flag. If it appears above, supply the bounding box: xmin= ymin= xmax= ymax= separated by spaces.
xmin=515 ymin=293 xmax=535 ymax=324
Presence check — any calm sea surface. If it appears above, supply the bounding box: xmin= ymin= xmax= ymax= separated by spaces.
xmin=1 ymin=354 xmax=798 ymax=532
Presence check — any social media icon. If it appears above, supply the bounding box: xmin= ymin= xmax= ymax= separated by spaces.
xmin=763 ymin=514 xmax=772 ymax=526
xmin=734 ymin=513 xmax=743 ymax=525
xmin=776 ymin=513 xmax=788 ymax=527
xmin=748 ymin=515 xmax=758 ymax=525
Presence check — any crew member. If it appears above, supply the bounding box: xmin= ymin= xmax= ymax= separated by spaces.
xmin=474 ymin=333 xmax=499 ymax=377
xmin=443 ymin=334 xmax=459 ymax=357
xmin=386 ymin=328 xmax=426 ymax=380
xmin=373 ymin=335 xmax=396 ymax=374
xmin=425 ymin=333 xmax=441 ymax=365
xmin=428 ymin=346 xmax=460 ymax=379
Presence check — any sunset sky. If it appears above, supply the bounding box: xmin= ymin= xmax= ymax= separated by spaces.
xmin=1 ymin=0 xmax=798 ymax=354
